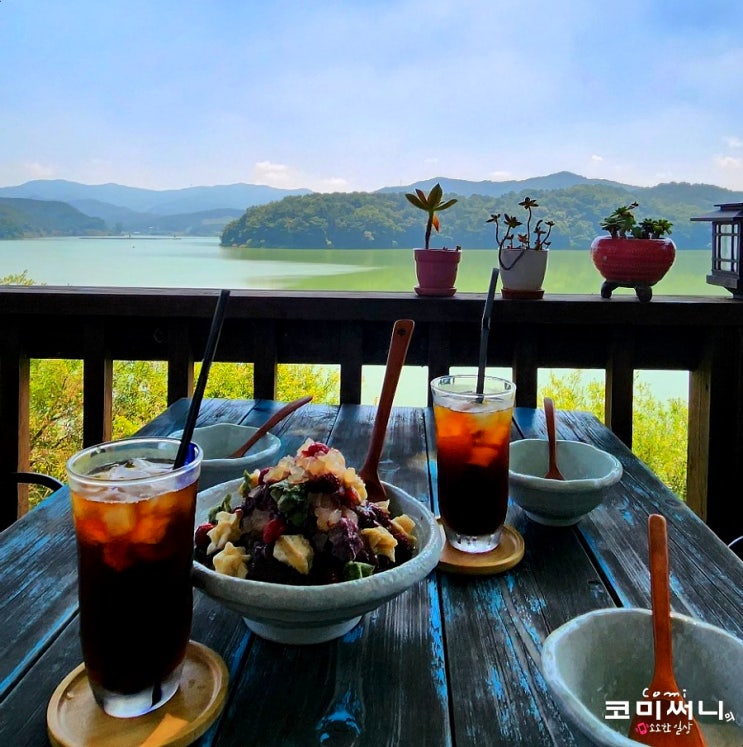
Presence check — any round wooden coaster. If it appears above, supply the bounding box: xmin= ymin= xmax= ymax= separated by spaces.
xmin=47 ymin=641 xmax=228 ymax=747
xmin=437 ymin=521 xmax=525 ymax=575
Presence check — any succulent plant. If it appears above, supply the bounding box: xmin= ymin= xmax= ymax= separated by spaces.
xmin=405 ymin=183 xmax=458 ymax=250
xmin=600 ymin=202 xmax=673 ymax=239
xmin=487 ymin=196 xmax=554 ymax=251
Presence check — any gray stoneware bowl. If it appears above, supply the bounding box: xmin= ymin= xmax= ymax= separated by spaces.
xmin=541 ymin=608 xmax=743 ymax=747
xmin=170 ymin=423 xmax=281 ymax=490
xmin=509 ymin=439 xmax=622 ymax=526
xmin=191 ymin=478 xmax=444 ymax=645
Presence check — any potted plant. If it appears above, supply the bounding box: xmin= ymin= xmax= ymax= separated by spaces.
xmin=405 ymin=183 xmax=461 ymax=297
xmin=487 ymin=196 xmax=554 ymax=298
xmin=590 ymin=201 xmax=675 ymax=302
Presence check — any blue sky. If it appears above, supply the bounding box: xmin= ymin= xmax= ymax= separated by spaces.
xmin=2 ymin=0 xmax=742 ymax=192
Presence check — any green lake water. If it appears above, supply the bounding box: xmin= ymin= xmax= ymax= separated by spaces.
xmin=0 ymin=236 xmax=726 ymax=296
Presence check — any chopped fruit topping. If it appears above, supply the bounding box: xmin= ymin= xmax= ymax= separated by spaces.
xmin=194 ymin=522 xmax=215 ymax=551
xmin=303 ymin=442 xmax=330 ymax=457
xmin=306 ymin=473 xmax=342 ymax=494
xmin=360 ymin=525 xmax=398 ymax=562
xmin=213 ymin=542 xmax=249 ymax=579
xmin=273 ymin=534 xmax=314 ymax=575
xmin=206 ymin=509 xmax=243 ymax=555
xmin=391 ymin=514 xmax=416 ymax=543
xmin=195 ymin=439 xmax=417 ymax=585
xmin=262 ymin=517 xmax=287 ymax=544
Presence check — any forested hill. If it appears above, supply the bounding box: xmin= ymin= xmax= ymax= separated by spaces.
xmin=221 ymin=182 xmax=743 ymax=250
xmin=0 ymin=197 xmax=105 ymax=238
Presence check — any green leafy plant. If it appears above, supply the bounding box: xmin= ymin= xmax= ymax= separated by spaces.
xmin=405 ymin=183 xmax=458 ymax=250
xmin=487 ymin=197 xmax=554 ymax=251
xmin=600 ymin=202 xmax=673 ymax=239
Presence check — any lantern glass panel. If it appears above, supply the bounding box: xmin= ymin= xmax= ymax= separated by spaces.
xmin=713 ymin=223 xmax=739 ymax=272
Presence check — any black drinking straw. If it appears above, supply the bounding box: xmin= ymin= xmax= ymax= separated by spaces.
xmin=173 ymin=289 xmax=231 ymax=468
xmin=476 ymin=268 xmax=499 ymax=396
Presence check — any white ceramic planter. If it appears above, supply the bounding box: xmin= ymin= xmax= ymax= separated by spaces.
xmin=499 ymin=248 xmax=549 ymax=298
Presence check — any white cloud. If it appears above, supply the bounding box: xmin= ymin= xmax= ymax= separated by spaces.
xmin=724 ymin=136 xmax=743 ymax=149
xmin=591 ymin=154 xmax=604 ymax=162
xmin=252 ymin=161 xmax=295 ymax=188
xmin=489 ymin=170 xmax=511 ymax=180
xmin=24 ymin=162 xmax=56 ymax=179
xmin=315 ymin=177 xmax=350 ymax=193
xmin=716 ymin=155 xmax=743 ymax=170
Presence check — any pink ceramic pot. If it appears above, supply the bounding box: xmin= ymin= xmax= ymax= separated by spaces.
xmin=414 ymin=248 xmax=461 ymax=297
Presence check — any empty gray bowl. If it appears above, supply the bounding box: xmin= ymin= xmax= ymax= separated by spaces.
xmin=509 ymin=439 xmax=623 ymax=525
xmin=170 ymin=423 xmax=281 ymax=490
xmin=542 ymin=607 xmax=743 ymax=746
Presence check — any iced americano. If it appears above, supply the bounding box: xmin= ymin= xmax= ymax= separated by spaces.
xmin=431 ymin=375 xmax=516 ymax=554
xmin=67 ymin=439 xmax=202 ymax=718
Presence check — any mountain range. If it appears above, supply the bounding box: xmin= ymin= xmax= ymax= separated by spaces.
xmin=1 ymin=172 xmax=741 ymax=240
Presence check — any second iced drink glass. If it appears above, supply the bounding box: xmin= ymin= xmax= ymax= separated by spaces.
xmin=431 ymin=374 xmax=516 ymax=553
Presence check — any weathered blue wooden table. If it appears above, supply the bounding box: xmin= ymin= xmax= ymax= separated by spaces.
xmin=1 ymin=400 xmax=741 ymax=746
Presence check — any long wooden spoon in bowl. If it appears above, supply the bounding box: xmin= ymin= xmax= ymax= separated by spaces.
xmin=228 ymin=395 xmax=313 ymax=458
xmin=543 ymin=397 xmax=565 ymax=480
xmin=358 ymin=319 xmax=415 ymax=502
xmin=628 ymin=514 xmax=706 ymax=746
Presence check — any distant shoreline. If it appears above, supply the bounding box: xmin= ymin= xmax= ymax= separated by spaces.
xmin=78 ymin=235 xmax=182 ymax=240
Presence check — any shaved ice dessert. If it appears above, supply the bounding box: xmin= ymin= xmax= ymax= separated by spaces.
xmin=194 ymin=439 xmax=417 ymax=585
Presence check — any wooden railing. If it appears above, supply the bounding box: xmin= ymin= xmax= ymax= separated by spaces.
xmin=2 ymin=287 xmax=742 ymax=542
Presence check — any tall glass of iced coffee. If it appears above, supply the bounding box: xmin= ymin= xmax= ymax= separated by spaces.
xmin=431 ymin=375 xmax=515 ymax=554
xmin=66 ymin=437 xmax=202 ymax=718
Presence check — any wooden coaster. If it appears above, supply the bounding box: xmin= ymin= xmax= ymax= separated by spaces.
xmin=47 ymin=641 xmax=228 ymax=747
xmin=437 ymin=521 xmax=525 ymax=575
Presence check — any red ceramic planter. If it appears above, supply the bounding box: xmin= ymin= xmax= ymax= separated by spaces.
xmin=590 ymin=236 xmax=676 ymax=302
xmin=414 ymin=248 xmax=461 ymax=297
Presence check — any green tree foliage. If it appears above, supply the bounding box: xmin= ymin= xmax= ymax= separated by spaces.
xmin=0 ymin=270 xmax=34 ymax=285
xmin=29 ymin=359 xmax=84 ymax=477
xmin=26 ymin=360 xmax=338 ymax=507
xmin=0 ymin=197 xmax=106 ymax=238
xmin=540 ymin=370 xmax=688 ymax=500
xmin=221 ymin=183 xmax=723 ymax=250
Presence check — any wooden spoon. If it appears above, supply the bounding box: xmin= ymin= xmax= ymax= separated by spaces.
xmin=628 ymin=514 xmax=706 ymax=746
xmin=358 ymin=319 xmax=415 ymax=502
xmin=228 ymin=395 xmax=312 ymax=458
xmin=543 ymin=397 xmax=565 ymax=480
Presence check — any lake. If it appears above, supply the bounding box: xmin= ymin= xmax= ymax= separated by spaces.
xmin=2 ymin=236 xmax=724 ymax=402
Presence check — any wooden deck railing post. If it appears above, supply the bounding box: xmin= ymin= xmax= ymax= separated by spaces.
xmin=0 ymin=327 xmax=30 ymax=528
xmin=426 ymin=325 xmax=450 ymax=405
xmin=605 ymin=329 xmax=635 ymax=448
xmin=513 ymin=335 xmax=538 ymax=407
xmin=253 ymin=320 xmax=278 ymax=400
xmin=688 ymin=327 xmax=743 ymax=539
xmin=82 ymin=320 xmax=113 ymax=447
xmin=339 ymin=322 xmax=363 ymax=404
xmin=167 ymin=322 xmax=194 ymax=404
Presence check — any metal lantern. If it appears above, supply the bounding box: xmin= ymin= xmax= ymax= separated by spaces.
xmin=691 ymin=202 xmax=743 ymax=298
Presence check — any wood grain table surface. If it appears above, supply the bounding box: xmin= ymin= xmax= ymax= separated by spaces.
xmin=1 ymin=399 xmax=741 ymax=746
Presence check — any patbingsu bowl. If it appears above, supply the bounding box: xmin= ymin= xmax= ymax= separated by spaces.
xmin=170 ymin=423 xmax=281 ymax=490
xmin=191 ymin=478 xmax=444 ymax=645
xmin=541 ymin=608 xmax=743 ymax=747
xmin=509 ymin=439 xmax=622 ymax=526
